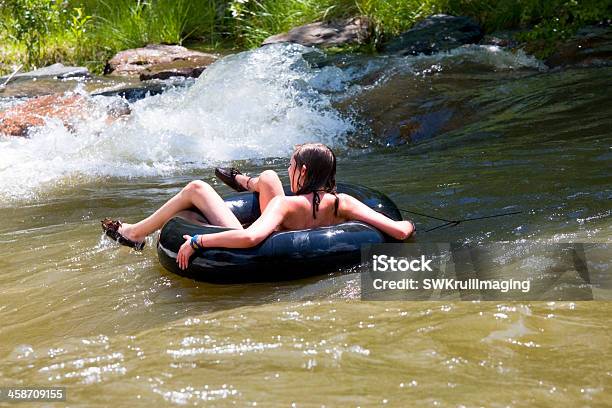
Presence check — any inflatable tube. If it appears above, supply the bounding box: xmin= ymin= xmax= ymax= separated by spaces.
xmin=157 ymin=182 xmax=403 ymax=283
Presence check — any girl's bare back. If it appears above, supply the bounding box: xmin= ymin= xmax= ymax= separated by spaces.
xmin=280 ymin=193 xmax=345 ymax=231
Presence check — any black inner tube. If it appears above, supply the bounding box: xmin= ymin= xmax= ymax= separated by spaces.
xmin=157 ymin=182 xmax=403 ymax=283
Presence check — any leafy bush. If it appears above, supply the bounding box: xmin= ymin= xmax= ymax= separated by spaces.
xmin=1 ymin=0 xmax=64 ymax=66
xmin=514 ymin=0 xmax=611 ymax=45
xmin=0 ymin=0 xmax=95 ymax=69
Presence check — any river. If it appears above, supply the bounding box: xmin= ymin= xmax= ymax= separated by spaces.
xmin=0 ymin=43 xmax=610 ymax=406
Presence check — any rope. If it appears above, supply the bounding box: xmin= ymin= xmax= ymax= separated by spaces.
xmin=397 ymin=207 xmax=523 ymax=233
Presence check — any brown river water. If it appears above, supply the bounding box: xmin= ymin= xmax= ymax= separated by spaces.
xmin=0 ymin=44 xmax=610 ymax=406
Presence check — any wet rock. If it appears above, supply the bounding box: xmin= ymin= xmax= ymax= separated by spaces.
xmin=262 ymin=16 xmax=371 ymax=48
xmin=480 ymin=31 xmax=519 ymax=48
xmin=0 ymin=77 xmax=81 ymax=99
xmin=92 ymin=83 xmax=166 ymax=102
xmin=138 ymin=56 xmax=217 ymax=80
xmin=0 ymin=63 xmax=89 ymax=81
xmin=103 ymin=98 xmax=132 ymax=118
xmin=545 ymin=24 xmax=612 ymax=68
xmin=104 ymin=44 xmax=218 ymax=78
xmin=91 ymin=75 xmax=195 ymax=102
xmin=0 ymin=93 xmax=90 ymax=137
xmin=335 ymin=72 xmax=481 ymax=147
xmin=382 ymin=14 xmax=484 ymax=55
xmin=0 ymin=93 xmax=131 ymax=137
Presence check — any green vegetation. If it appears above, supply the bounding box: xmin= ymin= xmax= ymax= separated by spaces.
xmin=86 ymin=0 xmax=223 ymax=51
xmin=1 ymin=0 xmax=610 ymax=75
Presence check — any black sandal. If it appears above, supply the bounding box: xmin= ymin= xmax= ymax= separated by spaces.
xmin=101 ymin=218 xmax=145 ymax=250
xmin=214 ymin=167 xmax=250 ymax=192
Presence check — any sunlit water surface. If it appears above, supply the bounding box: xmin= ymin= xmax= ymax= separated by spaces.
xmin=0 ymin=44 xmax=610 ymax=406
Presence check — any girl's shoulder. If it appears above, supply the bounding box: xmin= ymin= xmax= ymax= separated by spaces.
xmin=335 ymin=192 xmax=353 ymax=206
xmin=283 ymin=194 xmax=311 ymax=208
xmin=270 ymin=194 xmax=301 ymax=208
xmin=335 ymin=193 xmax=360 ymax=216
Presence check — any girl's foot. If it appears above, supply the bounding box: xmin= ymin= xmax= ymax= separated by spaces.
xmin=117 ymin=223 xmax=147 ymax=244
xmin=235 ymin=174 xmax=252 ymax=191
xmin=214 ymin=167 xmax=252 ymax=192
xmin=101 ymin=219 xmax=146 ymax=250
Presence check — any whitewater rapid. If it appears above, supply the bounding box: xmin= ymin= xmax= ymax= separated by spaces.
xmin=0 ymin=43 xmax=544 ymax=202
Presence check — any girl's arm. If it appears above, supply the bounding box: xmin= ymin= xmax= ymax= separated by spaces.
xmin=338 ymin=193 xmax=414 ymax=240
xmin=177 ymin=196 xmax=287 ymax=269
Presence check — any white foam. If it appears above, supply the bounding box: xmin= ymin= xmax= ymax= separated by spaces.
xmin=442 ymin=44 xmax=544 ymax=69
xmin=351 ymin=44 xmax=547 ymax=91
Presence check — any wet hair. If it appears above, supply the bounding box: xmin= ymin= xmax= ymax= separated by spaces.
xmin=292 ymin=143 xmax=339 ymax=219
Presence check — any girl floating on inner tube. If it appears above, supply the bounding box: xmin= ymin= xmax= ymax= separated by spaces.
xmin=102 ymin=143 xmax=415 ymax=270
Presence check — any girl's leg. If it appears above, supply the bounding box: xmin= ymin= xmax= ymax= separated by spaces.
xmin=235 ymin=170 xmax=284 ymax=213
xmin=120 ymin=180 xmax=242 ymax=242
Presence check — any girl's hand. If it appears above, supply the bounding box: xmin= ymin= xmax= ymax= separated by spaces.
xmin=398 ymin=220 xmax=416 ymax=239
xmin=177 ymin=235 xmax=195 ymax=270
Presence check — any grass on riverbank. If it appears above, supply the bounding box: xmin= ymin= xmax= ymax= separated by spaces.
xmin=1 ymin=0 xmax=610 ymax=75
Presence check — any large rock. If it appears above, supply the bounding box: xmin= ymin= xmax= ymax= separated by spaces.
xmin=104 ymin=44 xmax=218 ymax=79
xmin=0 ymin=63 xmax=89 ymax=82
xmin=0 ymin=94 xmax=89 ymax=137
xmin=0 ymin=93 xmax=130 ymax=137
xmin=262 ymin=16 xmax=371 ymax=48
xmin=382 ymin=14 xmax=484 ymax=55
xmin=545 ymin=25 xmax=612 ymax=68
xmin=138 ymin=56 xmax=216 ymax=80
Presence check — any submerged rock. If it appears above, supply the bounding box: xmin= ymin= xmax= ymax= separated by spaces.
xmin=545 ymin=24 xmax=612 ymax=68
xmin=382 ymin=14 xmax=484 ymax=55
xmin=262 ymin=16 xmax=371 ymax=48
xmin=104 ymin=44 xmax=218 ymax=78
xmin=91 ymin=75 xmax=195 ymax=102
xmin=92 ymin=83 xmax=166 ymax=102
xmin=0 ymin=63 xmax=89 ymax=81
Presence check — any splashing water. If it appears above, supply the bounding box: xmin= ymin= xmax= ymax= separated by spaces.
xmin=0 ymin=44 xmax=352 ymax=202
xmin=0 ymin=44 xmax=548 ymax=203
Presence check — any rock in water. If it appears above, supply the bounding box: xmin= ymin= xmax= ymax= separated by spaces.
xmin=545 ymin=25 xmax=612 ymax=68
xmin=480 ymin=31 xmax=519 ymax=49
xmin=0 ymin=94 xmax=89 ymax=137
xmin=0 ymin=93 xmax=130 ymax=137
xmin=0 ymin=63 xmax=89 ymax=81
xmin=262 ymin=17 xmax=371 ymax=48
xmin=92 ymin=83 xmax=166 ymax=102
xmin=382 ymin=14 xmax=484 ymax=55
xmin=138 ymin=57 xmax=217 ymax=81
xmin=104 ymin=44 xmax=218 ymax=79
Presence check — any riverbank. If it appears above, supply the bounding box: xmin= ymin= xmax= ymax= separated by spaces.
xmin=1 ymin=0 xmax=610 ymax=75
